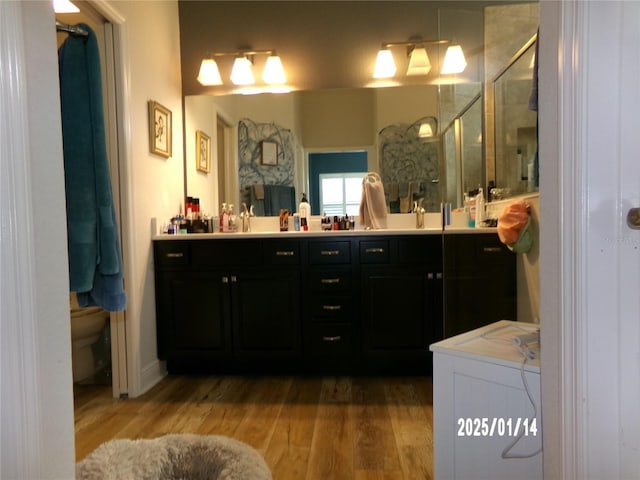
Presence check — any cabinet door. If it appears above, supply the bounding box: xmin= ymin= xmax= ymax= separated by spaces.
xmin=161 ymin=271 xmax=232 ymax=357
xmin=232 ymin=269 xmax=301 ymax=359
xmin=362 ymin=267 xmax=440 ymax=350
xmin=444 ymin=234 xmax=516 ymax=338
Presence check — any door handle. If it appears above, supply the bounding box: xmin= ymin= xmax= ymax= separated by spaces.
xmin=627 ymin=208 xmax=640 ymax=229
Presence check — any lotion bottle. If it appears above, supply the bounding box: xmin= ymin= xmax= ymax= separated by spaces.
xmin=299 ymin=193 xmax=310 ymax=229
xmin=475 ymin=188 xmax=485 ymax=228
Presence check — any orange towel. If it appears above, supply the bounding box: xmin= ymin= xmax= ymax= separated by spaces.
xmin=497 ymin=201 xmax=530 ymax=245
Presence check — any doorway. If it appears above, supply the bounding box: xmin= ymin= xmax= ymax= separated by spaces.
xmin=56 ymin=3 xmax=128 ymax=397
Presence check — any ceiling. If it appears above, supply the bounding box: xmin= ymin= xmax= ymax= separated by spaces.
xmin=178 ymin=1 xmax=516 ymax=96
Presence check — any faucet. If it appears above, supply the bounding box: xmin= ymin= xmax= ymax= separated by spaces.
xmin=241 ymin=202 xmax=252 ymax=232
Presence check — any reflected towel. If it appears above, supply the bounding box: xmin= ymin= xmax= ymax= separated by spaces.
xmin=359 ymin=173 xmax=387 ymax=229
xmin=253 ymin=184 xmax=265 ymax=200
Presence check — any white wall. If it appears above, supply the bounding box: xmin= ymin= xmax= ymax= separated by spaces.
xmin=1 ymin=2 xmax=75 ymax=477
xmin=112 ymin=0 xmax=184 ymax=395
xmin=185 ymin=95 xmax=218 ymax=216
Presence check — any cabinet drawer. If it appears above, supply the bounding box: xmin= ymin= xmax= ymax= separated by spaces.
xmin=309 ymin=241 xmax=351 ymax=264
xmin=309 ymin=269 xmax=352 ymax=292
xmin=264 ymin=240 xmax=300 ymax=265
xmin=307 ymin=324 xmax=353 ymax=357
xmin=155 ymin=241 xmax=190 ymax=269
xmin=359 ymin=240 xmax=390 ymax=264
xmin=191 ymin=240 xmax=261 ymax=266
xmin=311 ymin=296 xmax=352 ymax=321
xmin=398 ymin=236 xmax=442 ymax=265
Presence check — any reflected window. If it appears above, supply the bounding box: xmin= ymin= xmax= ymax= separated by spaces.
xmin=319 ymin=173 xmax=365 ymax=216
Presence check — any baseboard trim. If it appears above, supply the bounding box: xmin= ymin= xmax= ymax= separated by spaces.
xmin=138 ymin=359 xmax=167 ymax=397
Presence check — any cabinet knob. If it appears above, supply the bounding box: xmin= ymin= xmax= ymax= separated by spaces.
xmin=322 ymin=335 xmax=342 ymax=342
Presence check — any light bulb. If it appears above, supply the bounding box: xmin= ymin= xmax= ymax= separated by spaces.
xmin=197 ymin=59 xmax=223 ymax=86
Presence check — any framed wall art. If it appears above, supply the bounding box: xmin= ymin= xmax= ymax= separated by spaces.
xmin=148 ymin=100 xmax=172 ymax=158
xmin=261 ymin=140 xmax=278 ymax=166
xmin=196 ymin=130 xmax=211 ymax=173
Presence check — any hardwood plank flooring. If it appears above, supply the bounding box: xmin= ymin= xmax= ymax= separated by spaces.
xmin=74 ymin=375 xmax=433 ymax=479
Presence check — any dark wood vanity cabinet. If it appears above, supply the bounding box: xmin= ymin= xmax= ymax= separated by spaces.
xmin=154 ymin=239 xmax=301 ymax=373
xmin=443 ymin=234 xmax=517 ymax=338
xmin=153 ymin=231 xmax=516 ymax=374
xmin=360 ymin=236 xmax=443 ymax=373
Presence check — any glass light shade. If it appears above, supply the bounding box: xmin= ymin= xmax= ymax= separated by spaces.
xmin=441 ymin=45 xmax=467 ymax=74
xmin=373 ymin=49 xmax=396 ymax=78
xmin=197 ymin=59 xmax=223 ymax=86
xmin=406 ymin=47 xmax=432 ymax=76
xmin=53 ymin=0 xmax=79 ymax=13
xmin=418 ymin=122 xmax=434 ymax=138
xmin=231 ymin=57 xmax=255 ymax=85
xmin=262 ymin=55 xmax=286 ymax=84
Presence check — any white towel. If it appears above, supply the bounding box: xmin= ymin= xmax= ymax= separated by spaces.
xmin=359 ymin=172 xmax=388 ymax=229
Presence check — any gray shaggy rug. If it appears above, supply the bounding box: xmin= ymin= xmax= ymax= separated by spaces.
xmin=76 ymin=433 xmax=272 ymax=480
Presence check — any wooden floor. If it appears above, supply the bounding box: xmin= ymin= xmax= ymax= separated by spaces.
xmin=74 ymin=375 xmax=434 ymax=480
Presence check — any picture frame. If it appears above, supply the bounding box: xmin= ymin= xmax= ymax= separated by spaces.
xmin=261 ymin=140 xmax=278 ymax=166
xmin=196 ymin=130 xmax=211 ymax=173
xmin=148 ymin=100 xmax=172 ymax=158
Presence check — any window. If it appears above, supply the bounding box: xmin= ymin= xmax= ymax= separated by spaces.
xmin=318 ymin=172 xmax=366 ymax=216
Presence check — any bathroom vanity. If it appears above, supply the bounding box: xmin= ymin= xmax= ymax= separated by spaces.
xmin=153 ymin=229 xmax=516 ymax=374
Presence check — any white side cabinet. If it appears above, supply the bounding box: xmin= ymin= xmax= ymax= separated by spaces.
xmin=430 ymin=321 xmax=542 ymax=480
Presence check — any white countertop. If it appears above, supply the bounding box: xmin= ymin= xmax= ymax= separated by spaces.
xmin=430 ymin=320 xmax=541 ymax=373
xmin=152 ymin=213 xmax=498 ymax=240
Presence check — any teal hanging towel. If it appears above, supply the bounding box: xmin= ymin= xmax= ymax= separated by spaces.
xmin=59 ymin=23 xmax=126 ymax=312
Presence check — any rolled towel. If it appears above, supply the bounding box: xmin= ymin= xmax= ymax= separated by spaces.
xmin=359 ymin=172 xmax=388 ymax=229
xmin=387 ymin=182 xmax=399 ymax=202
xmin=253 ymin=184 xmax=265 ymax=200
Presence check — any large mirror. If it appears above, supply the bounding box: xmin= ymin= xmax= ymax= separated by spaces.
xmin=180 ymin=2 xmax=539 ymax=216
xmin=493 ymin=34 xmax=538 ymax=198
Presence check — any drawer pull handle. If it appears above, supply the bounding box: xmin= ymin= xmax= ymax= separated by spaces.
xmin=323 ymin=305 xmax=342 ymax=311
xmin=321 ymin=250 xmax=340 ymax=256
xmin=322 ymin=335 xmax=342 ymax=342
xmin=320 ymin=278 xmax=341 ymax=284
xmin=365 ymin=247 xmax=384 ymax=254
xmin=276 ymin=250 xmax=295 ymax=256
xmin=436 ymin=272 xmax=443 ymax=280
xmin=222 ymin=276 xmax=229 ymax=284
xmin=165 ymin=252 xmax=184 ymax=258
xmin=483 ymin=247 xmax=502 ymax=253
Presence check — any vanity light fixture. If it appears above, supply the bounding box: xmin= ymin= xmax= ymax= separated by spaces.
xmin=406 ymin=46 xmax=432 ymax=76
xmin=230 ymin=56 xmax=255 ymax=85
xmin=373 ymin=39 xmax=466 ymax=78
xmin=197 ymin=49 xmax=286 ymax=87
xmin=197 ymin=59 xmax=223 ymax=86
xmin=441 ymin=45 xmax=467 ymax=75
xmin=413 ymin=116 xmax=438 ymax=139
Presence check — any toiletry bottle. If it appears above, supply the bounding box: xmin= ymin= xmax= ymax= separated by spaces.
xmin=219 ymin=203 xmax=227 ymax=232
xmin=228 ymin=204 xmax=237 ymax=232
xmin=468 ymin=193 xmax=476 ymax=228
xmin=299 ymin=193 xmax=310 ymax=229
xmin=475 ymin=188 xmax=485 ymax=228
xmin=279 ymin=209 xmax=289 ymax=232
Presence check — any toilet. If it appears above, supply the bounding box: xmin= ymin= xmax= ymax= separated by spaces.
xmin=70 ymin=293 xmax=110 ymax=383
